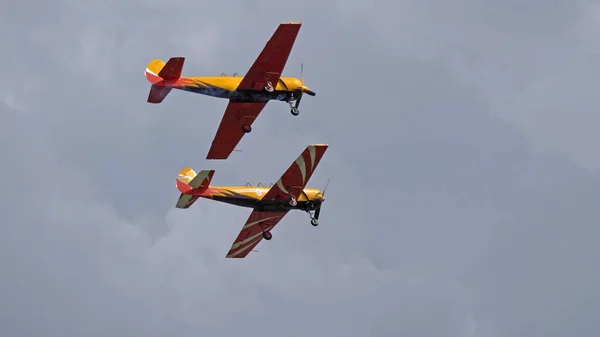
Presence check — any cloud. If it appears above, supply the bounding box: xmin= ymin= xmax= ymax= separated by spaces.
xmin=337 ymin=0 xmax=600 ymax=169
xmin=0 ymin=105 xmax=473 ymax=335
xmin=1 ymin=0 xmax=600 ymax=336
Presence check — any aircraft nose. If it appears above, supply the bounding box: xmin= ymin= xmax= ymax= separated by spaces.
xmin=302 ymin=86 xmax=316 ymax=96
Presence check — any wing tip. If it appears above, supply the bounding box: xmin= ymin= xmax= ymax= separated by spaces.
xmin=310 ymin=143 xmax=329 ymax=148
xmin=225 ymin=252 xmax=246 ymax=258
xmin=206 ymin=155 xmax=228 ymax=160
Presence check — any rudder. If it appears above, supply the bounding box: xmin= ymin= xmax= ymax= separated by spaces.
xmin=158 ymin=57 xmax=184 ymax=80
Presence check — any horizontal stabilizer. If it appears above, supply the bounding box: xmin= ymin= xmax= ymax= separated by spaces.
xmin=176 ymin=193 xmax=199 ymax=209
xmin=147 ymin=84 xmax=172 ymax=103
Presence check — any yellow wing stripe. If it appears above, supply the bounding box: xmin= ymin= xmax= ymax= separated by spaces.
xmin=242 ymin=215 xmax=281 ymax=230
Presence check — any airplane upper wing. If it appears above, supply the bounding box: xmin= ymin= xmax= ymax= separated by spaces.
xmin=261 ymin=144 xmax=329 ymax=202
xmin=236 ymin=22 xmax=301 ymax=92
xmin=206 ymin=101 xmax=267 ymax=159
xmin=225 ymin=210 xmax=288 ymax=258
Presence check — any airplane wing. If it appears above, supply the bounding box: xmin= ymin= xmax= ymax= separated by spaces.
xmin=205 ymin=23 xmax=301 ymax=160
xmin=206 ymin=101 xmax=267 ymax=159
xmin=226 ymin=210 xmax=288 ymax=258
xmin=225 ymin=144 xmax=328 ymax=258
xmin=261 ymin=144 xmax=329 ymax=202
xmin=236 ymin=22 xmax=301 ymax=92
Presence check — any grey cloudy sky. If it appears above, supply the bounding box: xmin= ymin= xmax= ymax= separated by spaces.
xmin=2 ymin=0 xmax=599 ymax=336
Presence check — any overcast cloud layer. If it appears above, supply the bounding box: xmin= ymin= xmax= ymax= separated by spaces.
xmin=2 ymin=1 xmax=600 ymax=336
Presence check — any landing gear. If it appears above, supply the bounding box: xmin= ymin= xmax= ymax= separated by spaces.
xmin=306 ymin=209 xmax=320 ymax=226
xmin=262 ymin=231 xmax=272 ymax=240
xmin=288 ymin=93 xmax=302 ymax=116
xmin=241 ymin=124 xmax=252 ymax=133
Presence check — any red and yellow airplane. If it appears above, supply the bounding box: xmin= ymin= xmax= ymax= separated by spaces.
xmin=144 ymin=22 xmax=315 ymax=160
xmin=175 ymin=144 xmax=328 ymax=258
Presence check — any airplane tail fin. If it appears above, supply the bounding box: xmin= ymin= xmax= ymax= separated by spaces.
xmin=175 ymin=168 xmax=215 ymax=209
xmin=176 ymin=168 xmax=214 ymax=193
xmin=145 ymin=57 xmax=185 ymax=103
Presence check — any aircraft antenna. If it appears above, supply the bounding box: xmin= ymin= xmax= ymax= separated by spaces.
xmin=301 ymin=62 xmax=304 ymax=85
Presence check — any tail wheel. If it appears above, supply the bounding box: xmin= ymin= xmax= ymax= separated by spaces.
xmin=263 ymin=231 xmax=272 ymax=240
xmin=241 ymin=124 xmax=252 ymax=133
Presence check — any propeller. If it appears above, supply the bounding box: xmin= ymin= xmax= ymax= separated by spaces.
xmin=300 ymin=62 xmax=315 ymax=96
xmin=322 ymin=178 xmax=330 ymax=197
xmin=313 ymin=178 xmax=330 ymax=220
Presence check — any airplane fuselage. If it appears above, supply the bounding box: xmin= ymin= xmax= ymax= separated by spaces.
xmin=171 ymin=76 xmax=308 ymax=103
xmin=196 ymin=185 xmax=324 ymax=212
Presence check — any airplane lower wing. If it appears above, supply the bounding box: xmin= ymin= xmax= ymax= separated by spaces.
xmin=225 ymin=144 xmax=329 ymax=258
xmin=226 ymin=211 xmax=288 ymax=258
xmin=206 ymin=101 xmax=267 ymax=159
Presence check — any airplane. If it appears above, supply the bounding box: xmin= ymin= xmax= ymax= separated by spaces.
xmin=174 ymin=144 xmax=329 ymax=258
xmin=144 ymin=22 xmax=316 ymax=160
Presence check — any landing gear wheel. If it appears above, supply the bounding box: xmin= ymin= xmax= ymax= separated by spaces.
xmin=311 ymin=218 xmax=319 ymax=226
xmin=262 ymin=231 xmax=272 ymax=240
xmin=288 ymin=197 xmax=297 ymax=207
xmin=290 ymin=107 xmax=299 ymax=116
xmin=241 ymin=124 xmax=252 ymax=133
